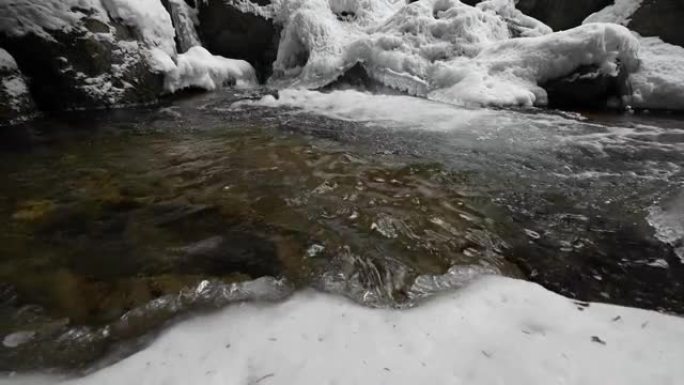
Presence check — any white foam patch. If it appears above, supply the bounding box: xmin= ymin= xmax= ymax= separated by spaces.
xmin=5 ymin=276 xmax=684 ymax=385
xmin=238 ymin=89 xmax=498 ymax=131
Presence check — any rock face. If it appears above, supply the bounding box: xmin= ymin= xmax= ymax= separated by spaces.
xmin=514 ymin=0 xmax=612 ymax=31
xmin=196 ymin=0 xmax=280 ymax=82
xmin=629 ymin=0 xmax=684 ymax=47
xmin=0 ymin=1 xmax=163 ymax=112
xmin=0 ymin=49 xmax=35 ymax=125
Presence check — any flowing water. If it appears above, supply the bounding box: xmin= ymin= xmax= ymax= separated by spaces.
xmin=0 ymin=89 xmax=683 ymax=372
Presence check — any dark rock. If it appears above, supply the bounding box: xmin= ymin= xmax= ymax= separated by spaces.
xmin=0 ymin=3 xmax=163 ymax=112
xmin=0 ymin=49 xmax=36 ymax=126
xmin=197 ymin=0 xmax=280 ymax=83
xmin=628 ymin=0 xmax=684 ymax=47
xmin=542 ymin=65 xmax=628 ymax=110
xmin=514 ymin=0 xmax=612 ymax=31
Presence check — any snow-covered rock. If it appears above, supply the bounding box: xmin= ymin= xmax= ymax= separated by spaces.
xmin=3 ymin=276 xmax=684 ymax=385
xmin=0 ymin=0 xmax=164 ymax=110
xmin=0 ymin=48 xmax=35 ymax=125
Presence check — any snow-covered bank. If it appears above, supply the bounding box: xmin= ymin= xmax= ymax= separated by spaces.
xmin=4 ymin=276 xmax=683 ymax=385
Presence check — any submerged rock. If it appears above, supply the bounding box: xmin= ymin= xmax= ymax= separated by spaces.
xmin=196 ymin=0 xmax=280 ymax=82
xmin=0 ymin=48 xmax=35 ymax=125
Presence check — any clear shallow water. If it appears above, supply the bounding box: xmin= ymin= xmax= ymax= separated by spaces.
xmin=0 ymin=89 xmax=683 ymax=372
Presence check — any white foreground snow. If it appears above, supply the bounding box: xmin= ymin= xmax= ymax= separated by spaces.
xmin=4 ymin=276 xmax=683 ymax=385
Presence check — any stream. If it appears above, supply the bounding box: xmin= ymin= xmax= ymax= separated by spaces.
xmin=1 ymin=88 xmax=683 ymax=372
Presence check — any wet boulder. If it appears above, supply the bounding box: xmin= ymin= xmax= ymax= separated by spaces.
xmin=628 ymin=0 xmax=684 ymax=47
xmin=514 ymin=0 xmax=612 ymax=31
xmin=0 ymin=1 xmax=164 ymax=112
xmin=542 ymin=65 xmax=628 ymax=110
xmin=0 ymin=48 xmax=35 ymax=126
xmin=196 ymin=0 xmax=280 ymax=82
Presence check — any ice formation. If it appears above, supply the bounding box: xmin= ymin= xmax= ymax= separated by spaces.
xmin=265 ymin=0 xmax=639 ymax=107
xmin=625 ymin=37 xmax=684 ymax=110
xmin=3 ymin=276 xmax=684 ymax=385
xmin=582 ymin=2 xmax=684 ymax=111
xmin=152 ymin=46 xmax=258 ymax=92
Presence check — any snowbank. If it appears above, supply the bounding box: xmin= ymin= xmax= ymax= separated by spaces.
xmin=4 ymin=276 xmax=683 ymax=385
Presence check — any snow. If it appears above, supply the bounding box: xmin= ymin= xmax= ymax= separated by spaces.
xmin=584 ymin=0 xmax=644 ymax=26
xmin=266 ymin=0 xmax=638 ymax=107
xmin=101 ymin=0 xmax=177 ymax=56
xmin=160 ymin=46 xmax=258 ymax=92
xmin=4 ymin=276 xmax=684 ymax=385
xmin=625 ymin=37 xmax=684 ymax=111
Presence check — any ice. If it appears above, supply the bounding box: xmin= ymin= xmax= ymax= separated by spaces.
xmin=166 ymin=0 xmax=201 ymax=53
xmin=648 ymin=191 xmax=684 ymax=263
xmin=625 ymin=37 xmax=684 ymax=111
xmin=160 ymin=46 xmax=257 ymax=92
xmin=4 ymin=276 xmax=684 ymax=385
xmin=266 ymin=0 xmax=639 ymax=107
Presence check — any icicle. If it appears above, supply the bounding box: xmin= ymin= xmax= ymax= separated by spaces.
xmin=166 ymin=0 xmax=202 ymax=53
